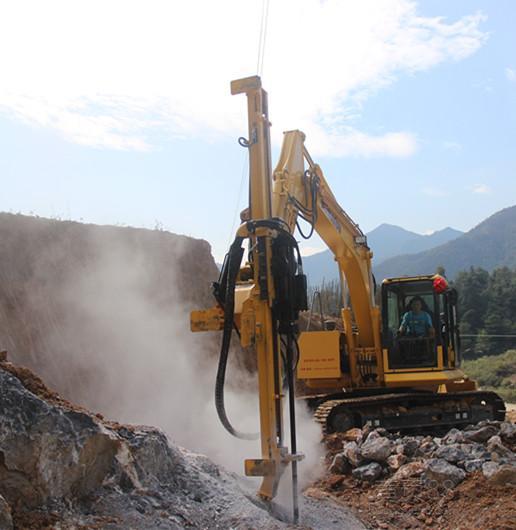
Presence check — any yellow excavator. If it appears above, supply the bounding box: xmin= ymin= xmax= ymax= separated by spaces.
xmin=190 ymin=76 xmax=505 ymax=520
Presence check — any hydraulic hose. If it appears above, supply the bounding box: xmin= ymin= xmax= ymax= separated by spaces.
xmin=214 ymin=236 xmax=258 ymax=441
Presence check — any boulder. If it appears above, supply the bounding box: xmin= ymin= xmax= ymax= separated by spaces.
xmin=352 ymin=462 xmax=382 ymax=483
xmin=329 ymin=452 xmax=351 ymax=475
xmin=442 ymin=428 xmax=465 ymax=445
xmin=482 ymin=461 xmax=500 ymax=479
xmin=343 ymin=441 xmax=363 ymax=467
xmin=463 ymin=425 xmax=499 ymax=443
xmin=486 ymin=435 xmax=514 ymax=460
xmin=433 ymin=444 xmax=468 ymax=464
xmin=364 ymin=430 xmax=382 ymax=442
xmin=359 ymin=437 xmax=392 ymax=463
xmin=467 ymin=442 xmax=491 ymax=461
xmin=464 ymin=459 xmax=484 ymax=473
xmin=393 ymin=461 xmax=426 ymax=480
xmin=488 ymin=464 xmax=516 ymax=486
xmin=500 ymin=422 xmax=516 ymax=443
xmin=417 ymin=439 xmax=437 ymax=456
xmin=399 ymin=437 xmax=420 ymax=457
xmin=387 ymin=454 xmax=407 ymax=471
xmin=374 ymin=428 xmax=390 ymax=438
xmin=424 ymin=459 xmax=465 ymax=488
xmin=342 ymin=428 xmax=364 ymax=444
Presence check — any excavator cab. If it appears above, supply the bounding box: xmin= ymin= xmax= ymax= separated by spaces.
xmin=381 ymin=275 xmax=461 ymax=372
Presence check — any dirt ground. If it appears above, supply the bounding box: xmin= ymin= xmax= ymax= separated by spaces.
xmin=313 ymin=471 xmax=516 ymax=530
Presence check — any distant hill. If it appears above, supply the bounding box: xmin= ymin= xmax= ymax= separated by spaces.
xmin=303 ymin=223 xmax=462 ymax=286
xmin=374 ymin=205 xmax=516 ymax=281
xmin=368 ymin=224 xmax=462 ymax=263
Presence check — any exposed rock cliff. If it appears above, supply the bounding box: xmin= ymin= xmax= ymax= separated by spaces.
xmin=0 ymin=212 xmax=218 ymax=381
xmin=0 ymin=357 xmax=363 ymax=529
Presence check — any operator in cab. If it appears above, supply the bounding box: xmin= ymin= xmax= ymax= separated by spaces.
xmin=399 ymin=297 xmax=435 ymax=338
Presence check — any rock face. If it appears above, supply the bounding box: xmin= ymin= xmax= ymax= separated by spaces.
xmin=0 ymin=369 xmax=119 ymax=507
xmin=0 ymin=212 xmax=222 ymax=409
xmin=0 ymin=361 xmax=364 ymax=530
xmin=0 ymin=495 xmax=12 ymax=530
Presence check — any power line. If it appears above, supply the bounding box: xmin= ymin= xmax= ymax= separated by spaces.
xmin=256 ymin=0 xmax=270 ymax=77
xmin=227 ymin=151 xmax=248 ymax=249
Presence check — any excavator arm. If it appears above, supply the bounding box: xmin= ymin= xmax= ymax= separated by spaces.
xmin=271 ymin=130 xmax=383 ymax=382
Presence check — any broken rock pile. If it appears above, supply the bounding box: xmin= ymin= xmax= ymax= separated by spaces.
xmin=326 ymin=421 xmax=516 ymax=489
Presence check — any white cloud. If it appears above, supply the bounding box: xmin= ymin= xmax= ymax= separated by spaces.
xmin=471 ymin=183 xmax=491 ymax=194
xmin=0 ymin=1 xmax=487 ymax=157
xmin=506 ymin=67 xmax=516 ymax=83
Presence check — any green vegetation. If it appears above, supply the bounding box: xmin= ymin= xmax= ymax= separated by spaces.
xmin=462 ymin=350 xmax=516 ymax=403
xmin=453 ymin=266 xmax=516 ymax=358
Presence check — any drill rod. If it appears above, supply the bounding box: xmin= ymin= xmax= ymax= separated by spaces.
xmin=286 ymin=332 xmax=299 ymax=524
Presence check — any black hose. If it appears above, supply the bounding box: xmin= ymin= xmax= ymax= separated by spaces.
xmin=214 ymin=236 xmax=258 ymax=441
xmin=296 ymin=171 xmax=318 ymax=240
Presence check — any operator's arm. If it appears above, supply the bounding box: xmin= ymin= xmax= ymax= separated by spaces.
xmin=425 ymin=312 xmax=435 ymax=338
xmin=399 ymin=312 xmax=409 ymax=335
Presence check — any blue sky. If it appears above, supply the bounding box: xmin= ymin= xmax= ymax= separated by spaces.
xmin=0 ymin=0 xmax=515 ymax=262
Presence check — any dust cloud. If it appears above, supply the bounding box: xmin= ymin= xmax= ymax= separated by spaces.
xmin=22 ymin=225 xmax=323 ymax=486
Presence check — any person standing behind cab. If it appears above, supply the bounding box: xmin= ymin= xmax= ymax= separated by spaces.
xmin=399 ymin=297 xmax=435 ymax=338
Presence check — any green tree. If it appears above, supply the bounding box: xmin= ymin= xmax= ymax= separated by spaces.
xmin=482 ymin=267 xmax=516 ymax=354
xmin=454 ymin=267 xmax=489 ymax=333
xmin=453 ymin=267 xmax=516 ymax=358
xmin=436 ymin=265 xmax=446 ymax=277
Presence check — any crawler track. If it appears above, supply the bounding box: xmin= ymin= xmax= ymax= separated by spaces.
xmin=311 ymin=390 xmax=506 ymax=434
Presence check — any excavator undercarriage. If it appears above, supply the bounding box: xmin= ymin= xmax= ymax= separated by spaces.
xmin=309 ymin=389 xmax=506 ymax=435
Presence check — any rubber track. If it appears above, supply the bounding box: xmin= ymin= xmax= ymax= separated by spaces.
xmin=314 ymin=390 xmax=506 ymax=435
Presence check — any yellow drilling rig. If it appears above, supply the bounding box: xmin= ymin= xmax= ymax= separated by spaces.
xmin=190 ymin=76 xmax=505 ymax=521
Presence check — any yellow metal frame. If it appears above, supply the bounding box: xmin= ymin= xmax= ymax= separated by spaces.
xmin=297 ymin=330 xmax=341 ymax=379
xmin=230 ymin=78 xmax=288 ymax=500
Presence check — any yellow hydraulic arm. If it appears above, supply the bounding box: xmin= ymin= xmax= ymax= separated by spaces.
xmin=271 ymin=130 xmax=383 ymax=383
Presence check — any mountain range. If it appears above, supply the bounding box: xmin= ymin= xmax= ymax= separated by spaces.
xmin=303 ymin=224 xmax=463 ymax=285
xmin=374 ymin=205 xmax=516 ymax=281
xmin=303 ymin=204 xmax=516 ymax=284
